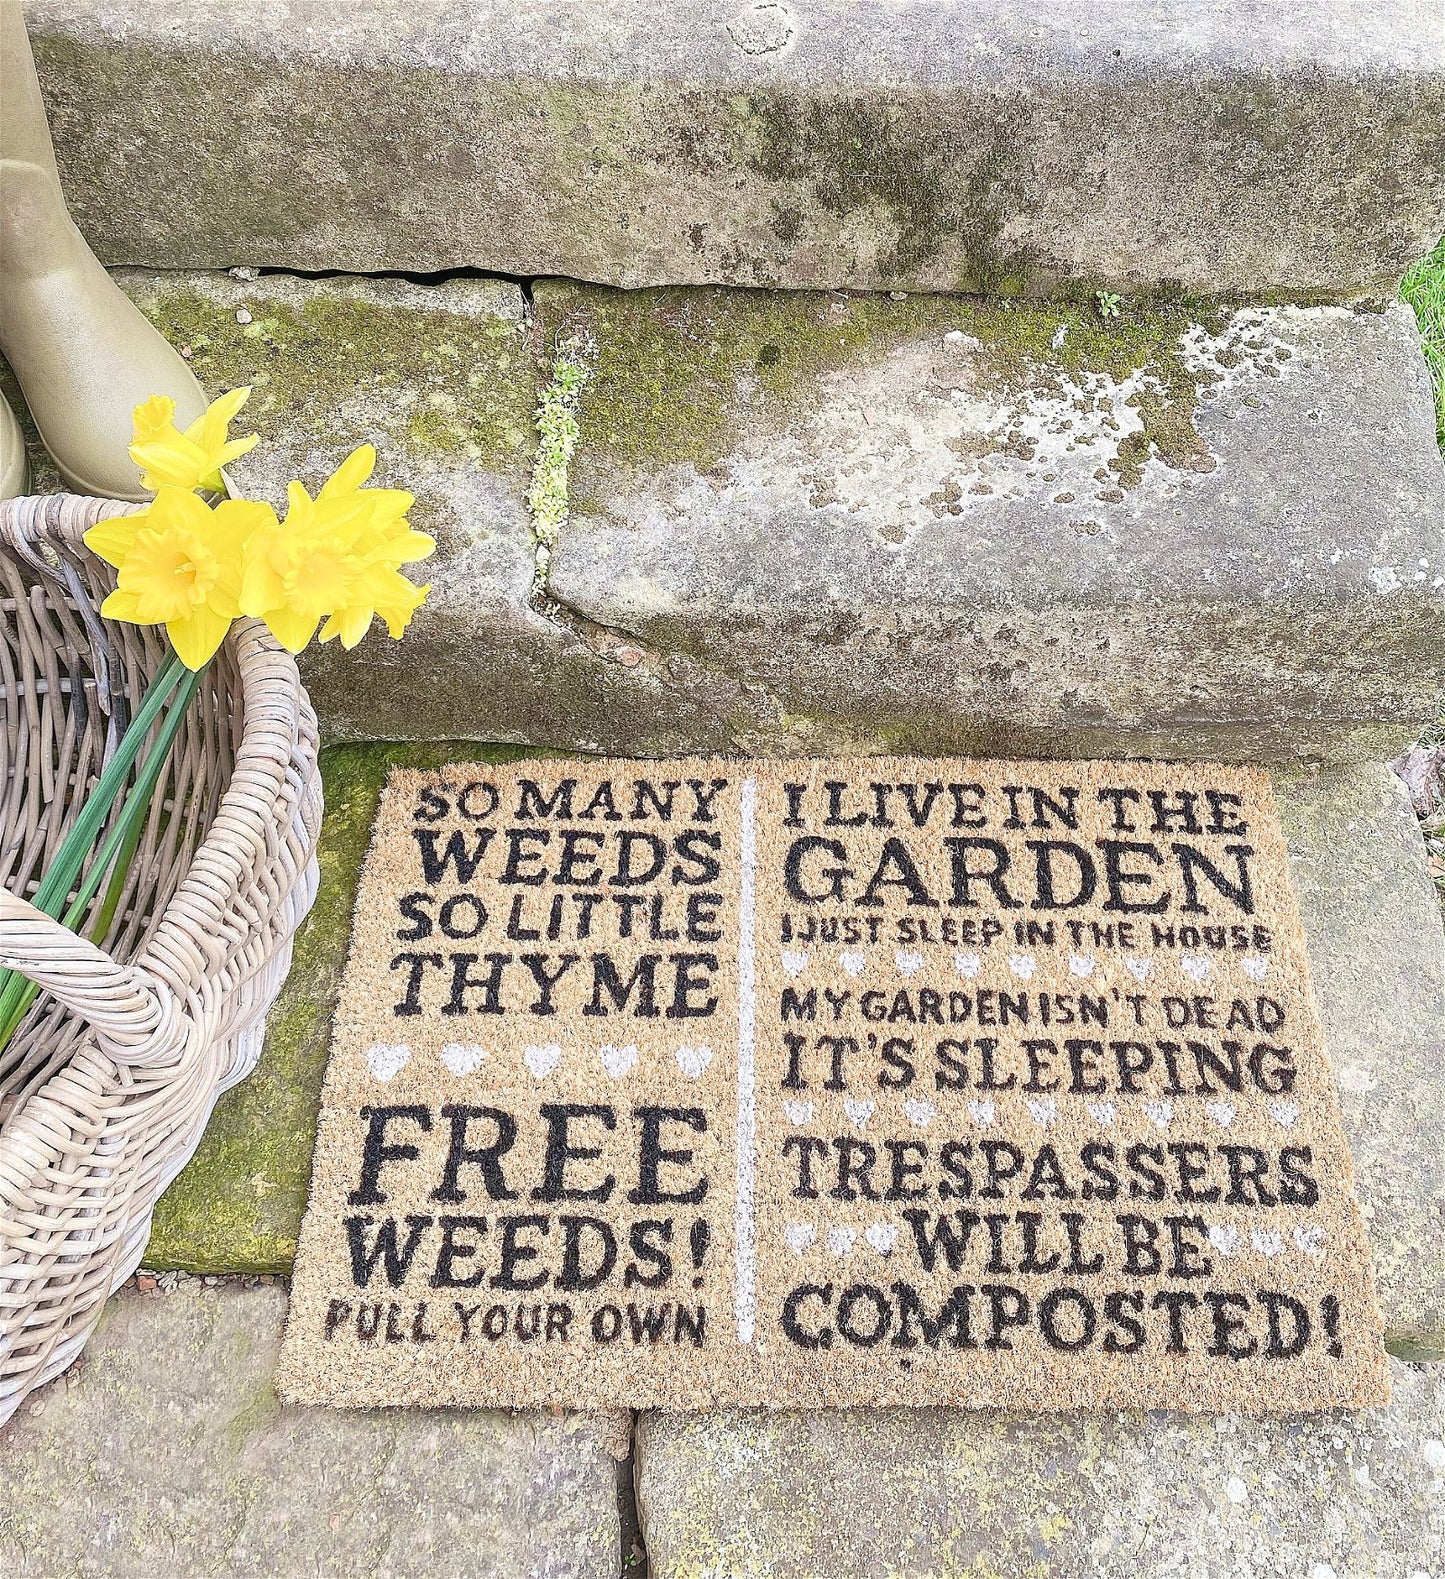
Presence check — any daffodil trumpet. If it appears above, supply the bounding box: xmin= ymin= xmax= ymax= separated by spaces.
xmin=0 ymin=388 xmax=431 ymax=1054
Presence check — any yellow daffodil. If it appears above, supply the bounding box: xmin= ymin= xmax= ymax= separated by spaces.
xmin=85 ymin=487 xmax=275 ymax=669
xmin=239 ymin=445 xmax=433 ymax=653
xmin=128 ymin=386 xmax=260 ymax=495
xmin=319 ymin=569 xmax=431 ymax=648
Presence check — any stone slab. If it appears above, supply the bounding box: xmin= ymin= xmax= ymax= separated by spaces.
xmin=0 ymin=1281 xmax=626 ymax=1579
xmin=634 ymin=1358 xmax=1445 ymax=1577
xmin=112 ymin=270 xmax=741 ymax=756
xmin=1276 ymin=766 xmax=1445 ymax=1363
xmin=24 ymin=1 xmax=1445 ymax=297
xmin=107 ymin=272 xmax=1445 ymax=765
xmin=142 ymin=747 xmax=1445 ymax=1363
xmin=545 ymin=285 xmax=1445 ymax=765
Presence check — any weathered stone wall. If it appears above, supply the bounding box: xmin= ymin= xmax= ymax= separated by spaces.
xmin=24 ymin=0 xmax=1445 ymax=296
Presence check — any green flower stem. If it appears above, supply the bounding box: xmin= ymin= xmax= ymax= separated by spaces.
xmin=0 ymin=652 xmax=194 ymax=1050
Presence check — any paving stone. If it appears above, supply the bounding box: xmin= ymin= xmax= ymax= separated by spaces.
xmin=0 ymin=1281 xmax=626 ymax=1579
xmin=544 ymin=285 xmax=1445 ymax=765
xmin=141 ymin=747 xmax=1445 ymax=1363
xmin=25 ymin=0 xmax=1445 ymax=296
xmin=635 ymin=1358 xmax=1445 ymax=1578
xmin=1276 ymin=765 xmax=1445 ymax=1362
xmin=113 ymin=273 xmax=1445 ymax=765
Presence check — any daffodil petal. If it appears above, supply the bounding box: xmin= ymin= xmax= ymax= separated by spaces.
xmin=214 ymin=432 xmax=261 ymax=469
xmin=100 ymin=587 xmax=144 ymax=622
xmin=238 ymin=556 xmax=287 ymax=617
xmin=321 ymin=605 xmax=375 ymax=649
xmin=211 ymin=497 xmax=275 ymax=555
xmin=154 ymin=486 xmax=213 ymax=528
xmin=319 ymin=444 xmax=377 ymax=498
xmin=386 ymin=530 xmax=436 ymax=566
xmin=84 ymin=516 xmax=143 ymax=566
xmin=263 ymin=605 xmax=320 ymax=654
xmin=130 ymin=437 xmax=216 ymax=493
xmin=167 ymin=605 xmax=231 ymax=670
xmin=211 ymin=385 xmax=252 ymax=423
xmin=284 ymin=479 xmax=314 ymax=519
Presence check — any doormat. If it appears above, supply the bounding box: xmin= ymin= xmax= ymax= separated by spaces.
xmin=278 ymin=757 xmax=1388 ymax=1412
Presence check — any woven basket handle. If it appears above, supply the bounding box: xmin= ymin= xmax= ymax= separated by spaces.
xmin=0 ymin=891 xmax=179 ymax=1063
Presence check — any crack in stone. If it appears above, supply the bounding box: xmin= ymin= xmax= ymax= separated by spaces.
xmin=533 ymin=582 xmax=795 ymax=757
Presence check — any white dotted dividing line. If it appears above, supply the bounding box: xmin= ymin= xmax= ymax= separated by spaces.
xmin=734 ymin=777 xmax=759 ymax=1346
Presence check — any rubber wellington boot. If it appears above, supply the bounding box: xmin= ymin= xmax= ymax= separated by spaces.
xmin=0 ymin=388 xmax=28 ymax=499
xmin=0 ymin=8 xmax=206 ymax=503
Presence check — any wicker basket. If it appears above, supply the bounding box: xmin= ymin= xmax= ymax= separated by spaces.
xmin=0 ymin=493 xmax=322 ymax=1425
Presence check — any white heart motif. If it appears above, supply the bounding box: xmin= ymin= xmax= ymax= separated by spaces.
xmin=953 ymin=951 xmax=982 ymax=978
xmin=1181 ymin=954 xmax=1212 ymax=982
xmin=1068 ymin=953 xmax=1095 ymax=978
xmin=1008 ymin=953 xmax=1037 ymax=980
xmin=1270 ymin=1100 xmax=1300 ymax=1128
xmin=1206 ymin=1101 xmax=1236 ymax=1129
xmin=780 ymin=950 xmax=810 ymax=978
xmin=1241 ymin=956 xmax=1270 ymax=981
xmin=439 ymin=1042 xmax=486 ymax=1076
xmin=598 ymin=1043 xmax=639 ymax=1079
xmin=904 ymin=1098 xmax=936 ymax=1128
xmin=1208 ymin=1224 xmax=1242 ymax=1257
xmin=1124 ymin=957 xmax=1152 ymax=982
xmin=674 ymin=1044 xmax=713 ymax=1079
xmin=1024 ymin=1097 xmax=1057 ymax=1127
xmin=1144 ymin=1100 xmax=1174 ymax=1129
xmin=968 ymin=1099 xmax=996 ymax=1127
xmin=365 ymin=1043 xmax=412 ymax=1082
xmin=827 ymin=1226 xmax=857 ymax=1257
xmin=838 ymin=951 xmax=867 ymax=977
xmin=783 ymin=1099 xmax=815 ymax=1125
xmin=1251 ymin=1229 xmax=1284 ymax=1258
xmin=784 ymin=1223 xmax=816 ymax=1254
xmin=1086 ymin=1101 xmax=1116 ymax=1127
xmin=865 ymin=1222 xmax=899 ymax=1255
xmin=1293 ymin=1225 xmax=1326 ymax=1258
xmin=843 ymin=1098 xmax=875 ymax=1128
xmin=523 ymin=1043 xmax=562 ymax=1079
xmin=894 ymin=950 xmax=924 ymax=977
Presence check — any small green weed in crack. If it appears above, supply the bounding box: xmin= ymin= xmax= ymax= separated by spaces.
xmin=1402 ymin=234 xmax=1444 ymax=454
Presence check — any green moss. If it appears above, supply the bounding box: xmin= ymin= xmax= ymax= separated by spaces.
xmin=222 ymin=1377 xmax=282 ymax=1454
xmin=144 ymin=740 xmax=557 ymax=1274
xmin=706 ymin=90 xmax=1033 ymax=287
xmin=536 ymin=281 xmax=1232 ymax=481
xmin=133 ymin=288 xmax=534 ymax=479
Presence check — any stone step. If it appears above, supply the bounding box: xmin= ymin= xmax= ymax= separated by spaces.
xmin=106 ymin=269 xmax=1445 ymax=765
xmin=141 ymin=745 xmax=1445 ymax=1365
xmin=5 ymin=1283 xmax=1435 ymax=1579
xmin=26 ymin=1 xmax=1445 ymax=297
xmin=0 ymin=1280 xmax=626 ymax=1579
xmin=635 ymin=1358 xmax=1445 ymax=1577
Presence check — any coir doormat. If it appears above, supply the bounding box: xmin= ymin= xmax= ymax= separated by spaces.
xmin=278 ymin=757 xmax=1388 ymax=1412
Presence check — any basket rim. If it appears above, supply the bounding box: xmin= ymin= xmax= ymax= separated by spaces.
xmin=0 ymin=491 xmax=316 ymax=1000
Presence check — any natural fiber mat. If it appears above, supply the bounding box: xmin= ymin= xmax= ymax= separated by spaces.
xmin=279 ymin=757 xmax=1388 ymax=1411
